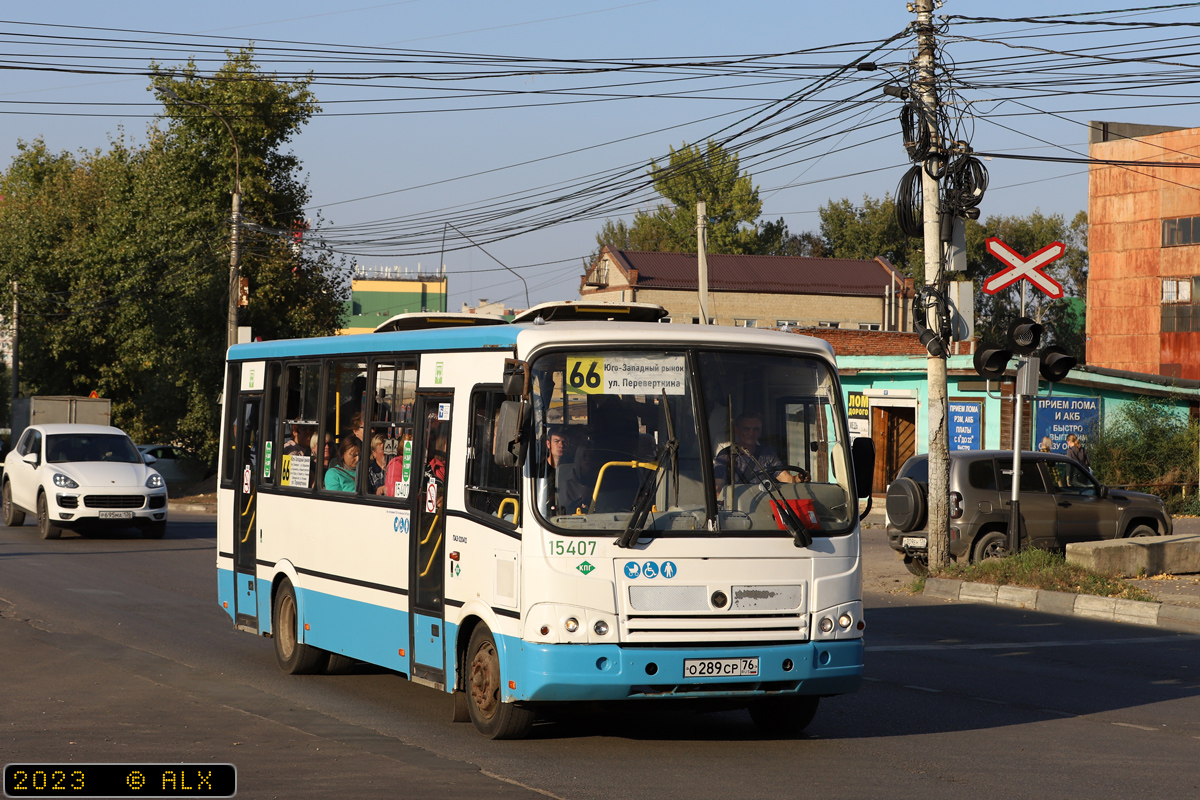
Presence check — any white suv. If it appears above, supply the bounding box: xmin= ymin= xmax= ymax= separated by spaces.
xmin=2 ymin=423 xmax=169 ymax=539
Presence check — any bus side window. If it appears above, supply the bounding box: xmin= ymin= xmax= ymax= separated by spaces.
xmin=466 ymin=388 xmax=520 ymax=525
xmin=370 ymin=360 xmax=417 ymax=500
xmin=278 ymin=362 xmax=321 ymax=491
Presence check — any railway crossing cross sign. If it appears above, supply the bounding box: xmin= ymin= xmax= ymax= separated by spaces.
xmin=982 ymin=237 xmax=1065 ymax=298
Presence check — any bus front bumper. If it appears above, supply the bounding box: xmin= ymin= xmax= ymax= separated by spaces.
xmin=502 ymin=638 xmax=863 ymax=703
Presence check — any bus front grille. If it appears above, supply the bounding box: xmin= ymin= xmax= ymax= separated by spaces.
xmin=623 ymin=613 xmax=808 ymax=643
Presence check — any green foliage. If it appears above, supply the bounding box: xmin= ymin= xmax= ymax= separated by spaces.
xmin=594 ymin=140 xmax=782 ymax=256
xmin=0 ymin=48 xmax=346 ymax=464
xmin=932 ymin=547 xmax=1155 ymax=601
xmin=964 ymin=209 xmax=1088 ymax=359
xmin=1089 ymin=396 xmax=1198 ymax=501
xmin=818 ymin=194 xmax=922 ymax=279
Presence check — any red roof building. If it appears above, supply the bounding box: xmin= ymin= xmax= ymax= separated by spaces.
xmin=581 ymin=247 xmax=913 ymax=331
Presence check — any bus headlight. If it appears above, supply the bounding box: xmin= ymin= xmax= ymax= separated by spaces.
xmin=593 ymin=620 xmax=609 ymax=636
xmin=564 ymin=617 xmax=580 ymax=633
xmin=838 ymin=613 xmax=853 ymax=629
xmin=819 ymin=617 xmax=834 ymax=633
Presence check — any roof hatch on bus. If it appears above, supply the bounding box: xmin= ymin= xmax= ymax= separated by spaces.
xmin=373 ymin=312 xmax=509 ymax=333
xmin=510 ymin=300 xmax=668 ymax=324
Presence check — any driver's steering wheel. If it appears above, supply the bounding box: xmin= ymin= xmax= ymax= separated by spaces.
xmin=778 ymin=465 xmax=811 ymax=484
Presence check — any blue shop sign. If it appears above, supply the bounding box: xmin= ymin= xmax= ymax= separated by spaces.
xmin=1035 ymin=397 xmax=1100 ymax=453
xmin=949 ymin=400 xmax=982 ymax=450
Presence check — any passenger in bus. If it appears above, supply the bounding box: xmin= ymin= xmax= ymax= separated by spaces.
xmin=313 ymin=432 xmax=335 ymax=471
xmin=283 ymin=424 xmax=313 ymax=456
xmin=714 ymin=412 xmax=809 ymax=491
xmin=344 ymin=412 xmax=365 ymax=448
xmin=325 ymin=438 xmax=360 ymax=493
xmin=536 ymin=426 xmax=568 ymax=515
xmin=367 ymin=433 xmax=389 ymax=495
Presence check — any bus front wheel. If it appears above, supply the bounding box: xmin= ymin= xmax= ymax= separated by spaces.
xmin=749 ymin=696 xmax=819 ymax=737
xmin=272 ymin=578 xmax=329 ymax=675
xmin=465 ymin=625 xmax=535 ymax=739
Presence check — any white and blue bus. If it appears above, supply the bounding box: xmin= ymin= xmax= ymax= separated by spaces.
xmin=217 ymin=302 xmax=874 ymax=738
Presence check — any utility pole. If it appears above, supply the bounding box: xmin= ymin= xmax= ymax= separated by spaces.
xmin=10 ymin=282 xmax=17 ymax=421
xmin=915 ymin=0 xmax=951 ymax=568
xmin=229 ymin=189 xmax=242 ymax=350
xmin=697 ymin=200 xmax=710 ymax=324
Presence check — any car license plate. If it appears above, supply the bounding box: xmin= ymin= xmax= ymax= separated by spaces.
xmin=98 ymin=511 xmax=134 ymax=520
xmin=902 ymin=536 xmax=927 ymax=548
xmin=683 ymin=657 xmax=759 ymax=678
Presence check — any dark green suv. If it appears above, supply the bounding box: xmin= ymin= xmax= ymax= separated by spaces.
xmin=885 ymin=450 xmax=1172 ymax=575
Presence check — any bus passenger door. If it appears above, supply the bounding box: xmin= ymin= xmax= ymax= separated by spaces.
xmin=234 ymin=395 xmax=261 ymax=630
xmin=411 ymin=393 xmax=451 ymax=684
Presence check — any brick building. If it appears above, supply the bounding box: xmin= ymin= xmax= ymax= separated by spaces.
xmin=581 ymin=247 xmax=913 ymax=331
xmin=1088 ymin=121 xmax=1200 ymax=379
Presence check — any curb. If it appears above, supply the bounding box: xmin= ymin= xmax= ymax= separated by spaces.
xmin=923 ymin=578 xmax=1200 ymax=633
xmin=168 ymin=503 xmax=217 ymax=514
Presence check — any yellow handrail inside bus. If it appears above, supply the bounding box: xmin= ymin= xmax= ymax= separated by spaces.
xmin=590 ymin=460 xmax=658 ymax=510
xmin=419 ymin=530 xmax=442 ymax=577
xmin=240 ymin=511 xmax=254 ymax=543
xmin=420 ymin=509 xmax=440 ymax=545
xmin=497 ymin=497 xmax=518 ymax=520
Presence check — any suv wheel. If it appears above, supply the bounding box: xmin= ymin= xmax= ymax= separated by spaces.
xmin=972 ymin=530 xmax=1009 ymax=563
xmin=2 ymin=481 xmax=25 ymax=527
xmin=37 ymin=492 xmax=62 ymax=540
xmin=1126 ymin=524 xmax=1156 ymax=538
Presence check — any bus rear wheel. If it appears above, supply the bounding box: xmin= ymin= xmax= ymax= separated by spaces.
xmin=465 ymin=625 xmax=535 ymax=739
xmin=749 ymin=696 xmax=819 ymax=737
xmin=272 ymin=578 xmax=329 ymax=675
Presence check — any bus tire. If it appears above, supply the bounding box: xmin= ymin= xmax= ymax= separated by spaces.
xmin=749 ymin=696 xmax=819 ymax=737
xmin=272 ymin=578 xmax=329 ymax=675
xmin=466 ymin=625 xmax=535 ymax=739
xmin=3 ymin=481 xmax=25 ymax=527
xmin=37 ymin=492 xmax=62 ymax=540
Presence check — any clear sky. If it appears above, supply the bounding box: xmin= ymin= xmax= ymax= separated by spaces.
xmin=2 ymin=1 xmax=1195 ymax=310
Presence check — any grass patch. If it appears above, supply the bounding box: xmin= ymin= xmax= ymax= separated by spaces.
xmin=930 ymin=548 xmax=1156 ymax=602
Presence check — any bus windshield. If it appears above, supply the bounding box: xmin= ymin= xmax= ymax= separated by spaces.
xmin=530 ymin=348 xmax=854 ymax=536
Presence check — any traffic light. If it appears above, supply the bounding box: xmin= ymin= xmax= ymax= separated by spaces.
xmin=973 ymin=316 xmax=1077 ymax=387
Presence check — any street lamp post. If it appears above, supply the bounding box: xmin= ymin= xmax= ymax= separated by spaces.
xmin=156 ymin=86 xmax=242 ymax=351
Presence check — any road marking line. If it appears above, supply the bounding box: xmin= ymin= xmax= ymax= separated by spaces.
xmin=903 ymin=685 xmax=942 ymax=693
xmin=867 ymin=634 xmax=1197 ymax=653
xmin=1112 ymin=722 xmax=1158 ymax=732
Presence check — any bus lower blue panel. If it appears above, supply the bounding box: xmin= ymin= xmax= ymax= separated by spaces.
xmin=501 ymin=638 xmax=864 ymax=703
xmin=413 ymin=613 xmax=444 ymax=671
xmin=217 ymin=568 xmax=236 ymax=624
xmin=236 ymin=572 xmax=259 ymax=623
xmin=296 ymin=587 xmax=410 ymax=673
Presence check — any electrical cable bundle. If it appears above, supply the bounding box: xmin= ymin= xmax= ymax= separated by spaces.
xmin=941 ymin=154 xmax=989 ymax=215
xmin=896 ymin=164 xmax=924 ymax=237
xmin=899 ymin=101 xmax=932 ymax=162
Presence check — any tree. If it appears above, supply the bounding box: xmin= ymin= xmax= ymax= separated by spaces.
xmin=818 ymin=194 xmax=922 ymax=279
xmin=0 ymin=48 xmax=346 ymax=464
xmin=594 ymin=140 xmax=778 ymax=256
xmin=964 ymin=210 xmax=1088 ymax=360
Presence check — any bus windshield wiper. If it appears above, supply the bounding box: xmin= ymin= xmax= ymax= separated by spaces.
xmin=738 ymin=447 xmax=813 ymax=548
xmin=616 ymin=392 xmax=678 ymax=549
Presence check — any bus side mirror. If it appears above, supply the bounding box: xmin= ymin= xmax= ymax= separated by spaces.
xmin=493 ymin=400 xmax=529 ymax=467
xmin=502 ymin=359 xmax=530 ymax=398
xmin=851 ymin=438 xmax=875 ymax=499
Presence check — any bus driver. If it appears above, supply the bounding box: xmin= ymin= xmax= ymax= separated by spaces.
xmin=713 ymin=412 xmax=808 ymax=492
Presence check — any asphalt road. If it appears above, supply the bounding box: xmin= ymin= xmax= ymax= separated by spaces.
xmin=2 ymin=512 xmax=1198 ymax=800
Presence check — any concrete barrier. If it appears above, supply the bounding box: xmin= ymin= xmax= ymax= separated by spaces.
xmin=1065 ymin=534 xmax=1200 ymax=578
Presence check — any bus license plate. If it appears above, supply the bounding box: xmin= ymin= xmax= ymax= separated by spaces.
xmin=902 ymin=536 xmax=927 ymax=548
xmin=683 ymin=657 xmax=759 ymax=678
xmin=99 ymin=511 xmax=134 ymax=519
